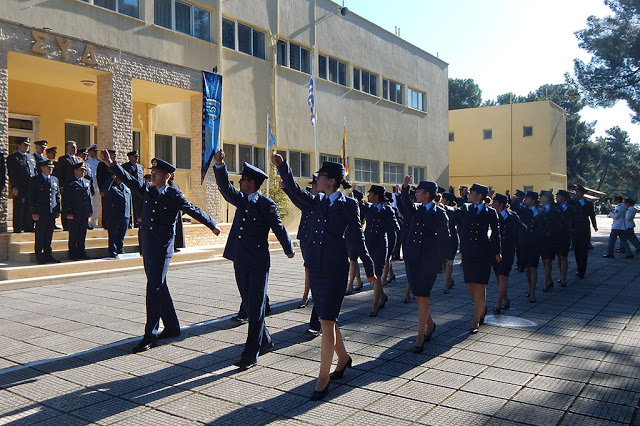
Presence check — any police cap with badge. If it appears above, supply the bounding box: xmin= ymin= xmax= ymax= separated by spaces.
xmin=469 ymin=183 xmax=489 ymax=197
xmin=38 ymin=159 xmax=55 ymax=168
xmin=493 ymin=193 xmax=509 ymax=205
xmin=241 ymin=162 xmax=268 ymax=187
xmin=34 ymin=140 xmax=48 ymax=147
xmin=151 ymin=158 xmax=176 ymax=174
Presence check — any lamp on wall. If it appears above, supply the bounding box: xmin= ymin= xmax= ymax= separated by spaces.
xmin=81 ymin=80 xmax=95 ymax=86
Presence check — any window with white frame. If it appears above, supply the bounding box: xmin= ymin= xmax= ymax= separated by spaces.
xmin=383 ymin=79 xmax=403 ymax=105
xmin=354 ymin=158 xmax=379 ymax=183
xmin=288 ymin=151 xmax=311 ymax=178
xmin=275 ymin=40 xmax=311 ymax=74
xmin=154 ymin=134 xmax=192 ymax=169
xmin=408 ymin=88 xmax=425 ymax=111
xmin=523 ymin=126 xmax=533 ymax=137
xmin=483 ymin=129 xmax=493 ymax=140
xmin=65 ymin=122 xmax=97 ymax=149
xmin=353 ymin=68 xmax=378 ymax=96
xmin=222 ymin=143 xmax=237 ymax=173
xmin=80 ymin=0 xmax=140 ymax=19
xmin=155 ymin=0 xmax=210 ymax=41
xmin=407 ymin=166 xmax=426 ymax=184
xmin=238 ymin=144 xmax=266 ymax=172
xmin=383 ymin=162 xmax=404 ymax=184
xmin=320 ymin=154 xmax=341 ymax=164
xmin=221 ymin=18 xmax=265 ymax=59
xmin=318 ymin=54 xmax=347 ymax=86
xmin=353 ymin=184 xmax=366 ymax=194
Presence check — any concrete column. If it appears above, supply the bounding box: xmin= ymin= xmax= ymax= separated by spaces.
xmin=0 ymin=49 xmax=9 ymax=233
xmin=97 ymin=71 xmax=132 ymax=164
xmin=189 ymin=94 xmax=221 ymax=221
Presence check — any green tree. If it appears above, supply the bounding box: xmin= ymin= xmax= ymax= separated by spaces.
xmin=596 ymin=126 xmax=632 ymax=190
xmin=268 ymin=164 xmax=289 ymax=220
xmin=573 ymin=0 xmax=640 ymax=122
xmin=448 ymin=78 xmax=483 ymax=110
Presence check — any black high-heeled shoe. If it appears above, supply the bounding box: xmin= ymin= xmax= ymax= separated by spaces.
xmin=470 ymin=327 xmax=479 ymax=335
xmin=310 ymin=382 xmax=330 ymax=401
xmin=424 ymin=323 xmax=437 ymax=342
xmin=354 ymin=283 xmax=363 ymax=292
xmin=330 ymin=356 xmax=352 ymax=380
xmin=378 ymin=295 xmax=389 ymax=310
xmin=411 ymin=343 xmax=424 ymax=353
xmin=369 ymin=310 xmax=378 ymax=317
xmin=402 ymin=297 xmax=411 ymax=303
xmin=493 ymin=307 xmax=501 ymax=315
xmin=501 ymin=300 xmax=510 ymax=310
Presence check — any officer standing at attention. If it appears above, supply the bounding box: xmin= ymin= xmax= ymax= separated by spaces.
xmin=571 ymin=185 xmax=597 ymax=278
xmin=275 ymin=155 xmax=375 ymax=401
xmin=539 ymin=190 xmax=560 ymax=292
xmin=440 ymin=192 xmax=461 ymax=294
xmin=63 ymin=162 xmax=93 ymax=260
xmin=101 ymin=150 xmax=220 ymax=353
xmin=45 ymin=147 xmax=58 ymax=161
xmin=359 ymin=184 xmax=399 ymax=316
xmin=511 ymin=190 xmax=526 ymax=272
xmin=29 ymin=159 xmax=61 ymax=264
xmin=104 ymin=174 xmax=132 ymax=257
xmin=7 ymin=137 xmax=37 ymax=233
xmin=400 ymin=177 xmax=451 ymax=353
xmin=458 ymin=183 xmax=501 ymax=334
xmin=122 ymin=150 xmax=145 ymax=228
xmin=85 ymin=145 xmax=101 ymax=230
xmin=490 ymin=194 xmax=520 ymax=313
xmin=78 ymin=148 xmax=96 ymax=210
xmin=56 ymin=141 xmax=80 ymax=186
xmin=213 ymin=150 xmax=294 ymax=370
xmin=513 ymin=191 xmax=543 ymax=302
xmin=32 ymin=140 xmax=48 ymax=165
xmin=554 ymin=190 xmax=574 ymax=286
xmin=457 ymin=185 xmax=469 ymax=205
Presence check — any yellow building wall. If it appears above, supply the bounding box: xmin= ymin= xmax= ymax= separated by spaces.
xmin=449 ymin=100 xmax=567 ymax=194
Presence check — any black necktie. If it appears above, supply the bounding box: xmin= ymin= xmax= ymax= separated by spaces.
xmin=470 ymin=205 xmax=477 ymax=215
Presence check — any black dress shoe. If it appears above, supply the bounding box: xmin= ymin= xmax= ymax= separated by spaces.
xmin=330 ymin=356 xmax=352 ymax=380
xmin=230 ymin=315 xmax=248 ymax=325
xmin=354 ymin=284 xmax=363 ymax=292
xmin=624 ymin=255 xmax=634 ymax=259
xmin=233 ymin=359 xmax=257 ymax=371
xmin=501 ymin=300 xmax=510 ymax=310
xmin=470 ymin=327 xmax=479 ymax=335
xmin=79 ymin=255 xmax=92 ymax=260
xmin=259 ymin=341 xmax=275 ymax=355
xmin=603 ymin=254 xmax=614 ymax=258
xmin=493 ymin=307 xmax=501 ymax=315
xmin=310 ymin=383 xmax=330 ymax=401
xmin=157 ymin=329 xmax=181 ymax=339
xmin=410 ymin=343 xmax=424 ymax=353
xmin=424 ymin=323 xmax=437 ymax=342
xmin=132 ymin=338 xmax=157 ymax=353
xmin=378 ymin=294 xmax=389 ymax=309
xmin=369 ymin=311 xmax=378 ymax=317
xmin=36 ymin=258 xmax=47 ymax=265
xmin=304 ymin=329 xmax=321 ymax=340
xmin=46 ymin=256 xmax=61 ymax=263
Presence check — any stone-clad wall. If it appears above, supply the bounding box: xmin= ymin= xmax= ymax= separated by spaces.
xmin=0 ymin=50 xmax=8 ymax=233
xmin=97 ymin=72 xmax=132 ymax=164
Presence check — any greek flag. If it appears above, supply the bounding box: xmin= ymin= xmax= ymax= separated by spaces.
xmin=308 ymin=76 xmax=316 ymax=126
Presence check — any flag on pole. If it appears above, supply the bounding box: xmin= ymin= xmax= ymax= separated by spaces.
xmin=342 ymin=121 xmax=349 ymax=176
xmin=201 ymin=71 xmax=222 ymax=184
xmin=308 ymin=76 xmax=316 ymax=126
xmin=267 ymin=115 xmax=276 ymax=150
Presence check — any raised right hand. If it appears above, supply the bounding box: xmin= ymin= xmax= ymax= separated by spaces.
xmin=214 ymin=150 xmax=224 ymax=166
xmin=99 ymin=149 xmax=113 ymax=166
xmin=403 ymin=175 xmax=412 ymax=188
xmin=271 ymin=153 xmax=283 ymax=166
xmin=32 ymin=214 xmax=39 ymax=221
xmin=12 ymin=188 xmax=18 ymax=197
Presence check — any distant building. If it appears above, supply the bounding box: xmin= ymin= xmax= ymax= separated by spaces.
xmin=0 ymin=0 xmax=449 ymax=231
xmin=448 ymin=100 xmax=567 ymax=195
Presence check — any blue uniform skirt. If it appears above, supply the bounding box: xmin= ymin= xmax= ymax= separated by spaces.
xmin=520 ymin=242 xmax=541 ymax=268
xmin=461 ymin=248 xmax=492 ymax=284
xmin=554 ymin=235 xmax=571 ymax=257
xmin=493 ymin=245 xmax=515 ymax=277
xmin=309 ymin=265 xmax=350 ymax=321
xmin=540 ymin=238 xmax=556 ymax=260
xmin=346 ymin=238 xmax=358 ymax=261
xmin=405 ymin=260 xmax=438 ymax=297
xmin=365 ymin=236 xmax=388 ymax=276
xmin=448 ymin=235 xmax=459 ymax=260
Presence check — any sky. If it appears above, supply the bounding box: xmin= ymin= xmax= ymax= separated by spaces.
xmin=345 ymin=0 xmax=640 ymax=143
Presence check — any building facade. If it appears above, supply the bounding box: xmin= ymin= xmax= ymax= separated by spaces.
xmin=0 ymin=0 xmax=449 ymax=231
xmin=448 ymin=101 xmax=567 ymax=195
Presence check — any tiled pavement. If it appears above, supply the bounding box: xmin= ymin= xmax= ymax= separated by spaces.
xmin=0 ymin=217 xmax=639 ymax=425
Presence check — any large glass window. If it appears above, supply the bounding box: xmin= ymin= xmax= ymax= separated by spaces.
xmin=154 ymin=134 xmax=173 ymax=164
xmin=223 ymin=18 xmax=266 ymax=60
xmin=223 ymin=143 xmax=237 ymax=173
xmin=65 ymin=123 xmax=93 ymax=149
xmin=176 ymin=137 xmax=191 ymax=169
xmin=154 ymin=0 xmax=211 ymax=41
xmin=383 ymin=79 xmax=403 ymax=105
xmin=289 ymin=151 xmax=311 ymax=178
xmin=354 ymin=158 xmax=379 ymax=183
xmin=318 ymin=54 xmax=347 ymax=86
xmin=408 ymin=88 xmax=425 ymax=111
xmin=354 ymin=68 xmax=377 ymax=96
xmin=320 ymin=153 xmax=341 ymax=164
xmin=84 ymin=0 xmax=140 ymax=18
xmin=407 ymin=166 xmax=425 ymax=183
xmin=280 ymin=40 xmax=310 ymax=74
xmin=276 ymin=40 xmax=287 ymax=66
xmin=238 ymin=144 xmax=266 ymax=172
xmin=383 ymin=162 xmax=404 ymax=184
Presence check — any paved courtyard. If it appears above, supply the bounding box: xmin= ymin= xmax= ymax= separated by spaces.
xmin=0 ymin=217 xmax=639 ymax=425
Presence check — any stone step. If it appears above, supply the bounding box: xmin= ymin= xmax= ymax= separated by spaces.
xmin=5 ymin=227 xmax=121 ymax=242
xmin=8 ymin=235 xmax=140 ymax=254
xmin=10 ymin=243 xmax=142 ymax=263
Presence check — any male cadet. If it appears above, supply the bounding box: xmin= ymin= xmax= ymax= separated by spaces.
xmin=29 ymin=160 xmax=61 ymax=264
xmin=122 ymin=151 xmax=144 ymax=228
xmin=78 ymin=148 xmax=96 ymax=209
xmin=97 ymin=149 xmax=116 ymax=228
xmin=458 ymin=185 xmax=469 ymax=205
xmin=104 ymin=174 xmax=132 ymax=257
xmin=213 ymin=150 xmax=295 ymax=370
xmin=571 ymin=185 xmax=597 ymax=278
xmin=63 ymin=162 xmax=93 ymax=260
xmin=57 ymin=141 xmax=81 ymax=231
xmin=7 ymin=137 xmax=37 ymax=233
xmin=32 ymin=140 xmax=48 ymax=165
xmin=100 ymin=150 xmax=220 ymax=353
xmin=85 ymin=145 xmax=101 ymax=229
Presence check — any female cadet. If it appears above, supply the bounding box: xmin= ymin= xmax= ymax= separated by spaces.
xmin=274 ymin=155 xmax=375 ymax=401
xmin=491 ymin=193 xmax=521 ymax=313
xmin=346 ymin=189 xmax=365 ymax=294
xmin=359 ymin=185 xmax=399 ymax=316
xmin=440 ymin=192 xmax=460 ymax=294
xmin=513 ymin=191 xmax=543 ymax=302
xmin=554 ymin=190 xmax=574 ymax=287
xmin=458 ymin=183 xmax=501 ymax=334
xmin=381 ymin=191 xmax=399 ymax=285
xmin=539 ymin=190 xmax=560 ymax=292
xmin=400 ymin=176 xmax=451 ymax=352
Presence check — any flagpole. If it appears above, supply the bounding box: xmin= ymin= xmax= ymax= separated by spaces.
xmin=312 ymin=0 xmax=319 ymax=171
xmin=266 ymin=112 xmax=270 ymax=197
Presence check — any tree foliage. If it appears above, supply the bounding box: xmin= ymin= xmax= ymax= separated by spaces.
xmin=573 ymin=0 xmax=640 ymax=122
xmin=448 ymin=78 xmax=483 ymax=110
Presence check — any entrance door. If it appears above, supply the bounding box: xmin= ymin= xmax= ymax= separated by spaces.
xmin=8 ymin=114 xmax=40 ymax=149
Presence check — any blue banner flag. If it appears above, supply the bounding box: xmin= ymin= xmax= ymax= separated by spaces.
xmin=267 ymin=118 xmax=276 ymax=150
xmin=308 ymin=76 xmax=316 ymax=126
xmin=202 ymin=71 xmax=222 ymax=184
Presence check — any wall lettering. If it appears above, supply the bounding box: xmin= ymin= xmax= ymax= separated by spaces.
xmin=31 ymin=30 xmax=98 ymax=66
